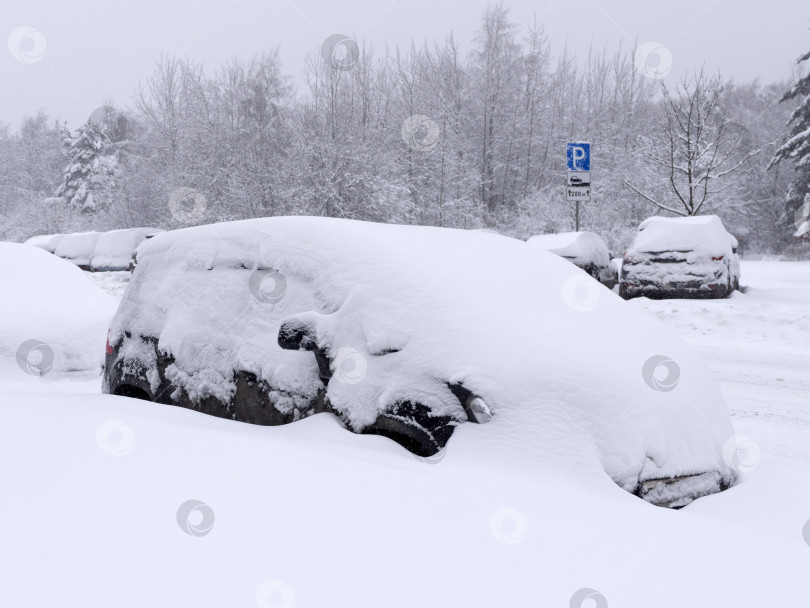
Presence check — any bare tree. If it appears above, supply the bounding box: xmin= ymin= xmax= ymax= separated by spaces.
xmin=625 ymin=69 xmax=763 ymax=216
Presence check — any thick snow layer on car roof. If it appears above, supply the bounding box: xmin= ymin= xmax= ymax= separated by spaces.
xmin=527 ymin=231 xmax=610 ymax=266
xmin=54 ymin=231 xmax=103 ymax=265
xmin=632 ymin=215 xmax=737 ymax=255
xmin=0 ymin=243 xmax=116 ymax=373
xmin=115 ymin=216 xmax=736 ymax=491
xmin=23 ymin=233 xmax=63 ymax=253
xmin=90 ymin=228 xmax=162 ymax=271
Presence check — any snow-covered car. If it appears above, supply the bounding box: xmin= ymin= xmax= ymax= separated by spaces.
xmin=103 ymin=216 xmax=736 ymax=507
xmin=620 ymin=215 xmax=740 ymax=299
xmin=90 ymin=227 xmax=163 ymax=272
xmin=0 ymin=243 xmax=116 ymax=375
xmin=23 ymin=233 xmax=64 ymax=253
xmin=527 ymin=231 xmax=616 ymax=288
xmin=53 ymin=231 xmax=103 ymax=270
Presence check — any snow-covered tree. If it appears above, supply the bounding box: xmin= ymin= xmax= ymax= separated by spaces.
xmin=626 ymin=69 xmax=763 ymax=217
xmin=769 ymin=45 xmax=810 ymax=240
xmin=56 ymin=119 xmax=118 ymax=213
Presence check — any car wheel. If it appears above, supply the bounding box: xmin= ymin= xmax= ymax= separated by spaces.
xmin=363 ymin=400 xmax=457 ymax=457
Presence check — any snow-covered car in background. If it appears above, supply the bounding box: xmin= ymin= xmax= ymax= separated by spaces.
xmin=103 ymin=216 xmax=736 ymax=507
xmin=0 ymin=243 xmax=116 ymax=375
xmin=90 ymin=227 xmax=163 ymax=272
xmin=620 ymin=215 xmax=740 ymax=300
xmin=527 ymin=231 xmax=617 ymax=288
xmin=53 ymin=231 xmax=103 ymax=270
xmin=23 ymin=233 xmax=64 ymax=254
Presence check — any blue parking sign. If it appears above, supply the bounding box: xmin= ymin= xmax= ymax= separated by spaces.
xmin=566 ymin=143 xmax=590 ymax=171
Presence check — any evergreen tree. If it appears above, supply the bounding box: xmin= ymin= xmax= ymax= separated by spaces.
xmin=55 ymin=120 xmax=118 ymax=213
xmin=769 ymin=45 xmax=810 ymax=239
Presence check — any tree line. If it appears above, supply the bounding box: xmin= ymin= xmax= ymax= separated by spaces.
xmin=0 ymin=5 xmax=806 ymax=255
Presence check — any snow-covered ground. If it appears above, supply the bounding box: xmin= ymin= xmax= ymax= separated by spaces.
xmin=632 ymin=261 xmax=810 ymax=464
xmin=1 ymin=259 xmax=809 ymax=607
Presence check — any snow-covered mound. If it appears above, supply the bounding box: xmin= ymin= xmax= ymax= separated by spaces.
xmin=527 ymin=231 xmax=611 ymax=267
xmin=111 ymin=217 xmax=736 ymax=500
xmin=53 ymin=231 xmax=103 ymax=268
xmin=633 ymin=215 xmax=737 ymax=255
xmin=23 ymin=233 xmax=63 ymax=253
xmin=90 ymin=227 xmax=162 ymax=271
xmin=0 ymin=243 xmax=117 ymax=373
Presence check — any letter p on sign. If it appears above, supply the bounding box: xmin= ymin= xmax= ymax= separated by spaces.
xmin=566 ymin=143 xmax=591 ymax=172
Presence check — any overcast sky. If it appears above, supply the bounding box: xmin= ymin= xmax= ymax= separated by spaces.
xmin=2 ymin=0 xmax=808 ymax=129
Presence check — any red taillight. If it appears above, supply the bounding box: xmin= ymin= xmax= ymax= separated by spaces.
xmin=712 ymin=255 xmax=724 ymax=261
xmin=105 ymin=329 xmax=113 ymax=355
